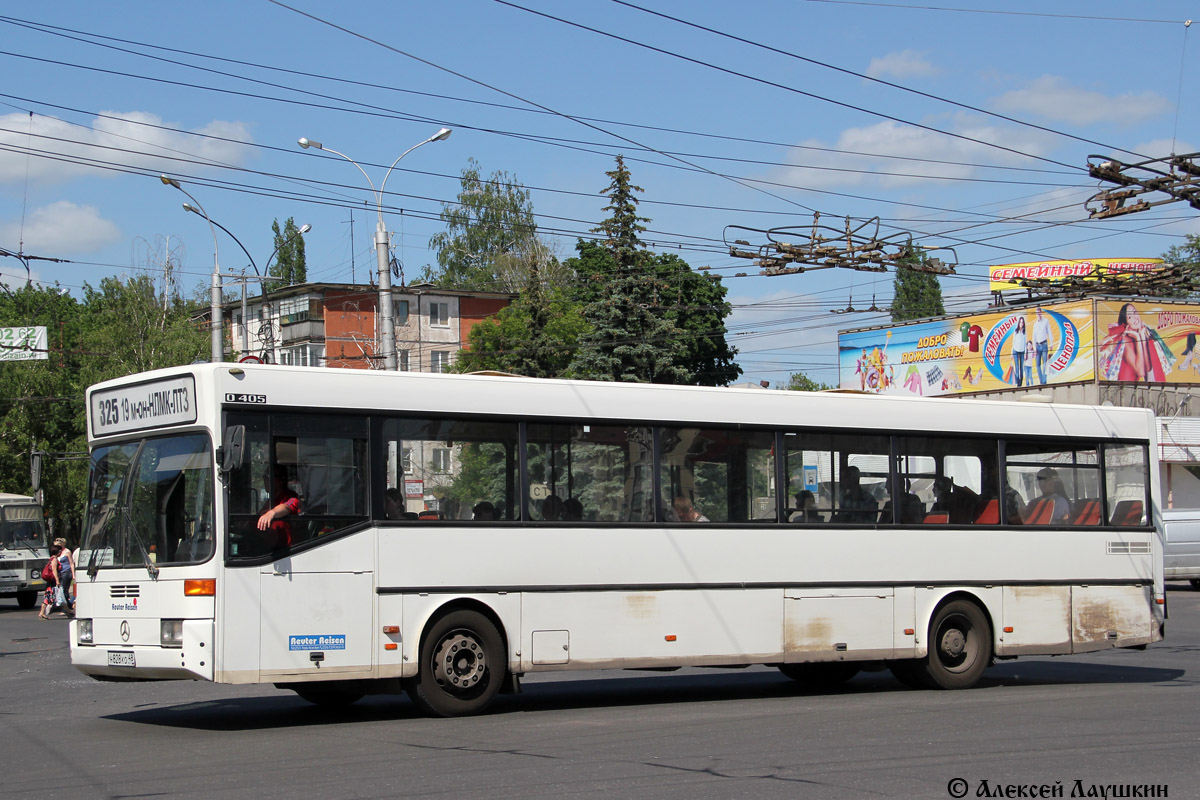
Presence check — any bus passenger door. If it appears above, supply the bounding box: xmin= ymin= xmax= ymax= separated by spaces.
xmin=258 ymin=558 xmax=375 ymax=678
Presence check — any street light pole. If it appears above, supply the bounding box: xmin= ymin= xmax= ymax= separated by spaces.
xmin=161 ymin=175 xmax=223 ymax=362
xmin=182 ymin=205 xmax=310 ymax=358
xmin=297 ymin=128 xmax=451 ymax=370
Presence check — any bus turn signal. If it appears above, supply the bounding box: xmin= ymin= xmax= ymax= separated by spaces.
xmin=184 ymin=579 xmax=216 ymax=596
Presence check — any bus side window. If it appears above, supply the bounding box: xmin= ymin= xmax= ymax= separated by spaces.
xmin=526 ymin=423 xmax=652 ymax=523
xmin=1005 ymin=441 xmax=1100 ymax=526
xmin=383 ymin=417 xmax=520 ymax=522
xmin=657 ymin=426 xmax=775 ymax=524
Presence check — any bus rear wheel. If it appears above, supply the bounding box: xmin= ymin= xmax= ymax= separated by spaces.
xmin=911 ymin=599 xmax=992 ymax=690
xmin=777 ymin=662 xmax=860 ymax=686
xmin=406 ymin=610 xmax=505 ymax=717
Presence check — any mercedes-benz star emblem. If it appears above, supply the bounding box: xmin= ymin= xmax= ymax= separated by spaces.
xmin=120 ymin=621 xmax=130 ymax=642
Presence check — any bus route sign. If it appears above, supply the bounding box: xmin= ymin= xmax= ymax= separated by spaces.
xmin=90 ymin=376 xmax=198 ymax=437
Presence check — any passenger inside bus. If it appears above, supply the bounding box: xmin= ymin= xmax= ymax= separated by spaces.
xmin=384 ymin=488 xmax=407 ymax=520
xmin=790 ymin=490 xmax=822 ymax=523
xmin=835 ymin=466 xmax=877 ymax=523
xmin=472 ymin=501 xmax=497 ymax=521
xmin=930 ymin=476 xmax=978 ymax=524
xmin=563 ymin=498 xmax=583 ymax=521
xmin=541 ymin=494 xmax=565 ymax=521
xmin=672 ymin=496 xmax=710 ymax=522
xmin=257 ymin=469 xmax=300 ymax=548
xmin=880 ymin=475 xmax=924 ymax=524
xmin=1027 ymin=467 xmax=1071 ymax=524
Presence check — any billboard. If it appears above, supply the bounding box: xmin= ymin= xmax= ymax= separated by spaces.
xmin=989 ymin=258 xmax=1162 ymax=292
xmin=839 ymin=301 xmax=1095 ymax=397
xmin=1096 ymin=301 xmax=1200 ymax=384
xmin=0 ymin=326 xmax=48 ymax=361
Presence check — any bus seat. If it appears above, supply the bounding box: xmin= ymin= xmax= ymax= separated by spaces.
xmin=923 ymin=513 xmax=949 ymax=524
xmin=1110 ymin=500 xmax=1144 ymax=526
xmin=1071 ymin=498 xmax=1101 ymax=526
xmin=974 ymin=499 xmax=999 ymax=525
xmin=1023 ymin=497 xmax=1055 ymax=525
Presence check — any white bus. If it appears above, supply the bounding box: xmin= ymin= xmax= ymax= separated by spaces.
xmin=71 ymin=364 xmax=1165 ymax=716
xmin=0 ymin=492 xmax=49 ymax=609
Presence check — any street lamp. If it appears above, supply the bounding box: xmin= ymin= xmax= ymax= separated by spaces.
xmin=297 ymin=127 xmax=452 ymax=370
xmin=180 ymin=203 xmax=311 ymax=356
xmin=160 ymin=174 xmax=223 ymax=362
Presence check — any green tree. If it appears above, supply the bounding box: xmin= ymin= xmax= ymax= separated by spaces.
xmin=651 ymin=253 xmax=740 ymax=386
xmin=423 ymin=158 xmax=565 ymax=292
xmin=1164 ymin=233 xmax=1200 ymax=296
xmin=0 ymin=274 xmax=210 ymax=542
xmin=0 ymin=284 xmax=84 ymax=537
xmin=568 ymin=157 xmax=690 ymax=384
xmin=568 ymin=241 xmax=740 ymax=386
xmin=891 ymin=246 xmax=945 ymax=322
xmin=455 ymin=279 xmax=587 ymax=378
xmin=783 ymin=372 xmax=833 ymax=391
xmin=267 ymin=217 xmax=307 ymax=290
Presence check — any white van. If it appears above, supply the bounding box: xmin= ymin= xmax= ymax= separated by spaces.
xmin=1163 ymin=508 xmax=1200 ymax=589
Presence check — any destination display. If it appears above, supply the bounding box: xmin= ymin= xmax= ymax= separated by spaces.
xmin=90 ymin=376 xmax=197 ymax=437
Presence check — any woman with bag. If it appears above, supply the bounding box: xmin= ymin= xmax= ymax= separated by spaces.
xmin=38 ymin=544 xmax=61 ymax=620
xmin=54 ymin=538 xmax=75 ymax=616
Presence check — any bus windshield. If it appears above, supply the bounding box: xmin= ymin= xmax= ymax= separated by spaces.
xmin=80 ymin=433 xmax=215 ymax=570
xmin=0 ymin=505 xmax=46 ymax=550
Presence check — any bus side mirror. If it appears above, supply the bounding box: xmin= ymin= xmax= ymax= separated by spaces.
xmin=220 ymin=426 xmax=245 ymax=474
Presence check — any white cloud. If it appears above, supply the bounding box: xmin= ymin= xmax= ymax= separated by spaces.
xmin=866 ymin=50 xmax=939 ymax=80
xmin=773 ymin=115 xmax=1058 ymax=191
xmin=992 ymin=76 xmax=1171 ymax=126
xmin=0 ymin=201 xmax=121 ymax=254
xmin=0 ymin=111 xmax=253 ymax=185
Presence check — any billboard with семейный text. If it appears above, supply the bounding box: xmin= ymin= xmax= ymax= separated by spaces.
xmin=989 ymin=258 xmax=1162 ymax=292
xmin=838 ymin=300 xmax=1094 ymax=397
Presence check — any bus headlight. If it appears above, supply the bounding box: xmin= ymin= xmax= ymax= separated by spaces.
xmin=77 ymin=619 xmax=93 ymax=645
xmin=161 ymin=619 xmax=184 ymax=648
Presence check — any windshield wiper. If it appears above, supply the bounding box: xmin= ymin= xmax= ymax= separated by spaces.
xmin=86 ymin=507 xmax=117 ymax=579
xmin=121 ymin=508 xmax=159 ymax=580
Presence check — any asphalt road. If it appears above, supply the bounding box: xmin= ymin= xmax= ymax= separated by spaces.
xmin=3 ymin=586 xmax=1198 ymax=800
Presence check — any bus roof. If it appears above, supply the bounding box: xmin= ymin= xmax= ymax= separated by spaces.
xmin=87 ymin=362 xmax=1156 ymax=443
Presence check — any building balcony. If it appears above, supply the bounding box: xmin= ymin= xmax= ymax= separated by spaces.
xmin=280 ymin=318 xmax=325 ymax=342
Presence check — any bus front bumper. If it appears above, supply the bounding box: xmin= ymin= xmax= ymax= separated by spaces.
xmin=69 ymin=619 xmax=214 ymax=681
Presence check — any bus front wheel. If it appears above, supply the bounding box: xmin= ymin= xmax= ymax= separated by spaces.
xmin=406 ymin=610 xmax=506 ymax=717
xmin=15 ymin=591 xmax=37 ymax=610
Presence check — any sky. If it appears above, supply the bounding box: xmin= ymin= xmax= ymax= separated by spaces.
xmin=1 ymin=0 xmax=1197 ymax=386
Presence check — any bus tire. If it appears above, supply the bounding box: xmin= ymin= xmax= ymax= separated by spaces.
xmin=1190 ymin=579 xmax=1200 ymax=591
xmin=292 ymin=683 xmax=364 ymax=708
xmin=16 ymin=591 xmax=37 ymax=610
xmin=778 ymin=662 xmax=860 ymax=686
xmin=406 ymin=609 xmax=506 ymax=717
xmin=920 ymin=599 xmax=992 ymax=690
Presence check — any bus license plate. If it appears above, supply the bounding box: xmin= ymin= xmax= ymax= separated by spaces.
xmin=107 ymin=651 xmax=135 ymax=667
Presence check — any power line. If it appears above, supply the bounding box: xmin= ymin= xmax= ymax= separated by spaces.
xmin=607 ymin=0 xmax=1148 ymax=160
xmin=490 ymin=0 xmax=1087 ymax=171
